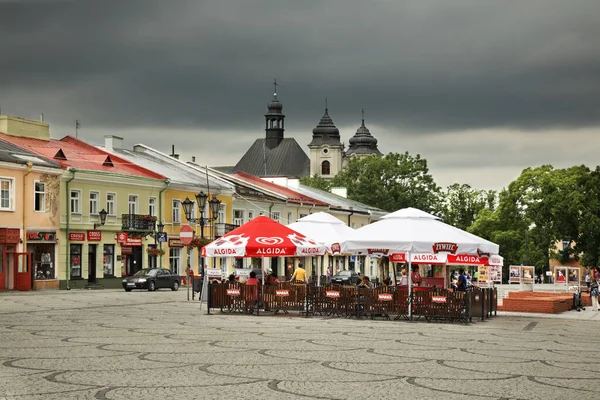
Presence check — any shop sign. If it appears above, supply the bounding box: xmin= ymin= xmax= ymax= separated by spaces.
xmin=432 ymin=242 xmax=458 ymax=254
xmin=206 ymin=268 xmax=222 ymax=278
xmin=275 ymin=290 xmax=290 ymax=297
xmin=226 ymin=289 xmax=240 ymax=296
xmin=168 ymin=238 xmax=184 ymax=248
xmin=116 ymin=232 xmax=128 ymax=244
xmin=326 ymin=290 xmax=340 ymax=299
xmin=121 ymin=246 xmax=133 ymax=255
xmin=120 ymin=237 xmax=142 ymax=246
xmin=367 ymin=248 xmax=389 ymax=257
xmin=378 ymin=293 xmax=393 ymax=301
xmin=27 ymin=231 xmax=56 ymax=241
xmin=432 ymin=296 xmax=447 ymax=303
xmin=330 ymin=243 xmax=342 ymax=254
xmin=446 ymin=254 xmax=484 ymax=265
xmin=389 ymin=253 xmax=406 ymax=263
xmin=87 ymin=230 xmax=102 ymax=241
xmin=0 ymin=228 xmax=20 ymax=244
xmin=69 ymin=232 xmax=86 ymax=241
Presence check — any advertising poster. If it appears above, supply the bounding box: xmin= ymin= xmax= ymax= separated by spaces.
xmin=489 ymin=265 xmax=502 ymax=283
xmin=509 ymin=266 xmax=521 ymax=283
xmin=555 ymin=267 xmax=568 ymax=284
xmin=477 ymin=265 xmax=489 ymax=282
xmin=521 ymin=266 xmax=535 ymax=283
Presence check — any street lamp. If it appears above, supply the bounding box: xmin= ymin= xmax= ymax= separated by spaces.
xmin=182 ymin=192 xmax=221 ymax=276
xmin=93 ymin=209 xmax=108 ymax=230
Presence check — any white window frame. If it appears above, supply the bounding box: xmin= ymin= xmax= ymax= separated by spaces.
xmin=34 ymin=180 xmax=46 ymax=212
xmin=287 ymin=212 xmax=292 ymax=224
xmin=233 ymin=209 xmax=244 ymax=226
xmin=128 ymin=195 xmax=138 ymax=214
xmin=172 ymin=199 xmax=181 ymax=224
xmin=271 ymin=211 xmax=280 ymax=222
xmin=248 ymin=210 xmax=254 ymax=221
xmin=70 ymin=189 xmax=81 ymax=214
xmin=106 ymin=192 xmax=116 ymax=216
xmin=169 ymin=247 xmax=182 ymax=275
xmin=0 ymin=177 xmax=14 ymax=211
xmin=89 ymin=191 xmax=99 ymax=215
xmin=149 ymin=197 xmax=157 ymax=217
xmin=218 ymin=204 xmax=226 ymax=223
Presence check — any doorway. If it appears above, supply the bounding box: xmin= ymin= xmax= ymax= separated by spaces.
xmin=88 ymin=244 xmax=97 ymax=283
xmin=126 ymin=246 xmax=143 ymax=275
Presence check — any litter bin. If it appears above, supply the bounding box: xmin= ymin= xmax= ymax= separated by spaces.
xmin=192 ymin=276 xmax=203 ymax=293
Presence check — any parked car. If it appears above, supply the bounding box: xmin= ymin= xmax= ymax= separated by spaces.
xmin=332 ymin=270 xmax=361 ymax=285
xmin=122 ymin=268 xmax=180 ymax=292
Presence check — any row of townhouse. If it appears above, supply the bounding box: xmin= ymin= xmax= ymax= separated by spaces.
xmin=0 ymin=115 xmax=386 ymax=291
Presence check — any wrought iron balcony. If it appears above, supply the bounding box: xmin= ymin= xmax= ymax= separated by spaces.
xmin=214 ymin=223 xmax=239 ymax=238
xmin=121 ymin=214 xmax=157 ymax=232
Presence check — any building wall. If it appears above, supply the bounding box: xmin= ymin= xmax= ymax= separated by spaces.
xmin=309 ymin=145 xmax=343 ymax=179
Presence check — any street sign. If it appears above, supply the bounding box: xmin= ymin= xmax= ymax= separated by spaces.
xmin=157 ymin=232 xmax=168 ymax=243
xmin=179 ymin=225 xmax=193 ymax=245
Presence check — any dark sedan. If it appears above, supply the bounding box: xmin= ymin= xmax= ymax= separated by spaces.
xmin=332 ymin=270 xmax=361 ymax=285
xmin=122 ymin=268 xmax=180 ymax=292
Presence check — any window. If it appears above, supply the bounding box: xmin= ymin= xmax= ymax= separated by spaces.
xmin=149 ymin=197 xmax=157 ymax=217
xmin=321 ymin=160 xmax=331 ymax=175
xmin=233 ymin=209 xmax=244 ymax=226
xmin=34 ymin=181 xmax=45 ymax=212
xmin=0 ymin=178 xmax=13 ymax=210
xmin=103 ymin=245 xmax=115 ymax=276
xmin=70 ymin=190 xmax=81 ymax=214
xmin=169 ymin=248 xmax=181 ymax=275
xmin=128 ymin=195 xmax=138 ymax=214
xmin=70 ymin=244 xmax=82 ymax=278
xmin=248 ymin=210 xmax=254 ymax=220
xmin=172 ymin=199 xmax=181 ymax=223
xmin=271 ymin=212 xmax=280 ymax=222
xmin=89 ymin=191 xmax=99 ymax=215
xmin=106 ymin=193 xmax=116 ymax=216
xmin=287 ymin=212 xmax=292 ymax=224
xmin=218 ymin=204 xmax=226 ymax=223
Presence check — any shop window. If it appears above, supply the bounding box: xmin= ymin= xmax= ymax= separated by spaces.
xmin=70 ymin=189 xmax=81 ymax=214
xmin=106 ymin=193 xmax=116 ymax=215
xmin=0 ymin=177 xmax=14 ymax=210
xmin=169 ymin=247 xmax=181 ymax=275
xmin=70 ymin=244 xmax=82 ymax=278
xmin=34 ymin=181 xmax=46 ymax=212
xmin=103 ymin=244 xmax=115 ymax=276
xmin=31 ymin=244 xmax=54 ymax=280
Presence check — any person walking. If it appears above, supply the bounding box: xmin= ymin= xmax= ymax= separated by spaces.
xmin=590 ymin=278 xmax=599 ymax=311
xmin=585 ymin=272 xmax=591 ymax=292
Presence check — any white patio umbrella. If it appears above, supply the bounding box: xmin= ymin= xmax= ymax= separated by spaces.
xmin=341 ymin=207 xmax=500 ymax=318
xmin=288 ymin=212 xmax=356 ymax=285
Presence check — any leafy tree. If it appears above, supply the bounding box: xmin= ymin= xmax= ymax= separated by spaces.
xmin=577 ymin=166 xmax=600 ymax=269
xmin=300 ymin=174 xmax=331 ymax=192
xmin=441 ymin=183 xmax=496 ymax=231
xmin=330 ymin=152 xmax=442 ymax=212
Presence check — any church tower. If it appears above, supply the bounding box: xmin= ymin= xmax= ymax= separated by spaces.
xmin=343 ymin=109 xmax=382 ymax=168
xmin=308 ymin=100 xmax=344 ymax=179
xmin=265 ymin=79 xmax=285 ymax=149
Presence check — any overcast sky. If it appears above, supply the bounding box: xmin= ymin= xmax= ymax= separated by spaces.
xmin=1 ymin=0 xmax=599 ymax=190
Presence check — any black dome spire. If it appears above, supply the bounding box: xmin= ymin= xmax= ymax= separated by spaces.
xmin=308 ymin=98 xmax=342 ymax=147
xmin=346 ymin=109 xmax=382 ymax=156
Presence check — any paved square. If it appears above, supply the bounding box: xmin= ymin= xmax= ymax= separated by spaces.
xmin=0 ymin=289 xmax=595 ymax=399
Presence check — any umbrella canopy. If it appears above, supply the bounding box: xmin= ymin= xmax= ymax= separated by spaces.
xmin=287 ymin=212 xmax=355 ymax=254
xmin=341 ymin=207 xmax=499 ymax=256
xmin=202 ymin=216 xmax=327 ymax=258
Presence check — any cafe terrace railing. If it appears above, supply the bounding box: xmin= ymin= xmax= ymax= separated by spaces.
xmin=206 ymin=282 xmax=498 ymax=323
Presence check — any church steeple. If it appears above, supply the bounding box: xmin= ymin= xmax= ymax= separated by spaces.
xmin=346 ymin=109 xmax=382 ymax=157
xmin=265 ymin=79 xmax=285 ymax=149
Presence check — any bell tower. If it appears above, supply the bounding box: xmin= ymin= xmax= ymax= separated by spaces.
xmin=308 ymin=99 xmax=344 ymax=179
xmin=265 ymin=79 xmax=285 ymax=149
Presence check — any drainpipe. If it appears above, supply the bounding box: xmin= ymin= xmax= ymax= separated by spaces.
xmin=22 ymin=162 xmax=33 ymax=281
xmin=347 ymin=209 xmax=354 ymax=226
xmin=65 ymin=168 xmax=77 ymax=290
xmin=157 ymin=179 xmax=170 ymax=268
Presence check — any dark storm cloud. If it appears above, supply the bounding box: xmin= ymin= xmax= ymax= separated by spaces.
xmin=2 ymin=0 xmax=600 ymax=135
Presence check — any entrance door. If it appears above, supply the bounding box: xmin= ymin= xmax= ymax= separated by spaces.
xmin=127 ymin=246 xmax=143 ymax=275
xmin=14 ymin=252 xmax=32 ymax=291
xmin=88 ymin=244 xmax=97 ymax=283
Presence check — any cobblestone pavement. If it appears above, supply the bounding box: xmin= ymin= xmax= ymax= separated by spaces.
xmin=0 ymin=289 xmax=596 ymax=399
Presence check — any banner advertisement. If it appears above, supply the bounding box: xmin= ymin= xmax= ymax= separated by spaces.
xmin=477 ymin=265 xmax=489 ymax=282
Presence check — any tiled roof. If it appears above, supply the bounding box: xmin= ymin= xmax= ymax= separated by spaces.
xmin=232 ymin=138 xmax=310 ymax=178
xmin=232 ymin=172 xmax=328 ymax=206
xmin=0 ymin=134 xmax=166 ymax=180
xmin=0 ymin=139 xmax=61 ymax=168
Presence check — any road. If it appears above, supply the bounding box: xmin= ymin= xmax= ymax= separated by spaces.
xmin=0 ymin=289 xmax=594 ymax=399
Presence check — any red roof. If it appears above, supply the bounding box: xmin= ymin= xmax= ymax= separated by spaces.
xmin=233 ymin=172 xmax=329 ymax=206
xmin=0 ymin=134 xmax=166 ymax=180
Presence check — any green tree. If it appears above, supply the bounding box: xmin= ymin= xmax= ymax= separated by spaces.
xmin=330 ymin=152 xmax=442 ymax=212
xmin=300 ymin=174 xmax=331 ymax=192
xmin=441 ymin=183 xmax=496 ymax=231
xmin=577 ymin=166 xmax=600 ymax=268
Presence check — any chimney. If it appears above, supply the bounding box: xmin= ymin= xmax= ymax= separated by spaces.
xmin=0 ymin=115 xmax=50 ymax=141
xmin=40 ymin=113 xmax=44 ymax=122
xmin=170 ymin=144 xmax=179 ymax=160
xmin=192 ymin=156 xmax=196 ymax=163
xmin=104 ymin=135 xmax=123 ymax=150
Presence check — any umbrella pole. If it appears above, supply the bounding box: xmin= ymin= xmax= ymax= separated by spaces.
xmin=408 ymin=253 xmax=412 ymax=321
xmin=317 ymin=256 xmax=321 ymax=287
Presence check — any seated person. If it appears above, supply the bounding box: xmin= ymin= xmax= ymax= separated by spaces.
xmin=357 ymin=276 xmax=374 ymax=289
xmin=398 ymin=269 xmax=408 ymax=286
xmin=411 ymin=266 xmax=423 ymax=286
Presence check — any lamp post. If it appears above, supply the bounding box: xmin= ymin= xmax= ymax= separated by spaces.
xmin=182 ymin=192 xmax=221 ymax=275
xmin=93 ymin=209 xmax=108 ymax=230
xmin=152 ymin=221 xmax=165 ymax=269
